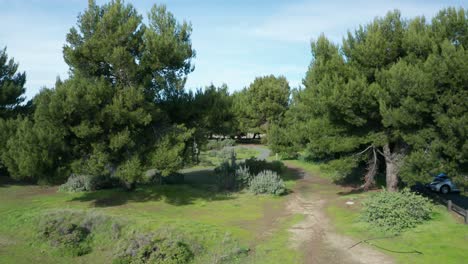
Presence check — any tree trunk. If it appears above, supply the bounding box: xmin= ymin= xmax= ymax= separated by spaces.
xmin=362 ymin=147 xmax=378 ymax=190
xmin=383 ymin=143 xmax=404 ymax=192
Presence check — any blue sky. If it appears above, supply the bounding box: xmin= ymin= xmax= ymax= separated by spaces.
xmin=0 ymin=0 xmax=466 ymax=99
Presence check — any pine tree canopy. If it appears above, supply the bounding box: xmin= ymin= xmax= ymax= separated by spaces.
xmin=269 ymin=8 xmax=468 ymax=190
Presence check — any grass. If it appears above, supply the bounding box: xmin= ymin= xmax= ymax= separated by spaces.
xmin=247 ymin=214 xmax=305 ymax=263
xmin=0 ymin=152 xmax=301 ymax=264
xmin=328 ymin=192 xmax=468 ymax=264
xmin=236 ymin=147 xmax=261 ymax=160
xmin=283 ymin=159 xmax=333 ymax=180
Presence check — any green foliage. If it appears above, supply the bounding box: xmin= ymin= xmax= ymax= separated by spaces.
xmin=37 ymin=210 xmax=121 ymax=256
xmin=58 ymin=174 xmax=113 ymax=192
xmin=40 ymin=221 xmax=91 ymax=256
xmin=113 ymin=233 xmax=194 ymax=264
xmin=239 ymin=158 xmax=285 ymax=176
xmin=361 ymin=189 xmax=433 ymax=233
xmin=151 ymin=125 xmax=194 ymax=177
xmin=233 ymin=75 xmax=290 ymax=136
xmin=0 ymin=1 xmax=198 ymax=186
xmin=0 ymin=47 xmax=26 ymax=119
xmin=235 ymin=165 xmax=252 ymax=189
xmin=64 ymin=0 xmax=194 ymax=94
xmin=205 ymin=139 xmax=236 ymax=150
xmin=319 ymin=156 xmax=361 ymax=183
xmin=216 ymin=147 xmax=237 ymax=162
xmin=270 ymin=7 xmax=468 ymax=188
xmin=214 ymin=161 xmax=237 ymax=190
xmin=249 ymin=170 xmax=286 ymax=196
xmin=1 ymin=116 xmax=68 ymax=182
xmin=194 ymin=84 xmax=237 ymax=137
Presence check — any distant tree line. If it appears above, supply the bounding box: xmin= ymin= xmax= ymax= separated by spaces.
xmin=1 ymin=3 xmax=465 ymax=192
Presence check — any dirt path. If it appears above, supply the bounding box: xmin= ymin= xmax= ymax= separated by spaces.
xmin=285 ymin=164 xmax=394 ymax=264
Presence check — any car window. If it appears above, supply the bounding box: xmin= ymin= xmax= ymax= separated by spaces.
xmin=433 ymin=176 xmax=447 ymax=182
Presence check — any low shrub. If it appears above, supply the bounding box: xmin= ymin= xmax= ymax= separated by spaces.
xmin=361 ymin=188 xmax=433 ymax=233
xmin=215 ymin=161 xmax=236 ymax=190
xmin=249 ymin=170 xmax=286 ymax=196
xmin=113 ymin=232 xmax=194 ymax=264
xmin=59 ymin=173 xmax=114 ymax=192
xmin=37 ymin=210 xmax=121 ymax=256
xmin=235 ymin=165 xmax=252 ymax=189
xmin=40 ymin=220 xmax=91 ymax=256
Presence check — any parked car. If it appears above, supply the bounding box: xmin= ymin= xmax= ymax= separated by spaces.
xmin=426 ymin=173 xmax=460 ymax=194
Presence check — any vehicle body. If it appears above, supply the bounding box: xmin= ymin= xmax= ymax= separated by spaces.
xmin=426 ymin=173 xmax=460 ymax=194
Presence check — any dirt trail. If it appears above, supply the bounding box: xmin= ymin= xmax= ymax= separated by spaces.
xmin=285 ymin=164 xmax=394 ymax=264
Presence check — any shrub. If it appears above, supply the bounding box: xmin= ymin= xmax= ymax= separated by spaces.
xmin=59 ymin=173 xmax=114 ymax=192
xmin=215 ymin=161 xmax=236 ymax=190
xmin=235 ymin=165 xmax=252 ymax=189
xmin=37 ymin=210 xmax=122 ymax=256
xmin=38 ymin=211 xmax=91 ymax=256
xmin=361 ymin=188 xmax=433 ymax=233
xmin=249 ymin=170 xmax=286 ymax=196
xmin=113 ymin=233 xmax=194 ymax=264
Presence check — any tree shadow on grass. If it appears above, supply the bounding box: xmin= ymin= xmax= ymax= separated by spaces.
xmin=337 ymin=188 xmax=366 ymax=196
xmin=283 ymin=167 xmax=304 ymax=182
xmin=69 ymin=170 xmax=235 ymax=208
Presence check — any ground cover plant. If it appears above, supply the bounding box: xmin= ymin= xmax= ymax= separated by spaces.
xmin=249 ymin=170 xmax=286 ymax=196
xmin=360 ymin=189 xmax=433 ymax=233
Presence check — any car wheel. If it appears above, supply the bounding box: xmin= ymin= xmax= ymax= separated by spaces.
xmin=440 ymin=185 xmax=450 ymax=194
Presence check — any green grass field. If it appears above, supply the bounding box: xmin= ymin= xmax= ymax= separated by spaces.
xmin=0 ymin=182 xmax=302 ymax=263
xmin=0 ymin=146 xmax=301 ymax=264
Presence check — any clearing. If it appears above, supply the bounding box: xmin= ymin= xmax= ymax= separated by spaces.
xmin=1 ymin=145 xmax=464 ymax=263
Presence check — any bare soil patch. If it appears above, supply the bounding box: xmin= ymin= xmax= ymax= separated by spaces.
xmin=285 ymin=163 xmax=394 ymax=264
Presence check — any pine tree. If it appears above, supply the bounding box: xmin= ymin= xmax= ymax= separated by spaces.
xmin=234 ymin=75 xmax=290 ymax=138
xmin=0 ymin=47 xmax=26 ymax=118
xmin=270 ymin=8 xmax=468 ymax=190
xmin=1 ymin=1 xmax=196 ymax=187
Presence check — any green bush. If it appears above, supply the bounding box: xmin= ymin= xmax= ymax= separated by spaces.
xmin=249 ymin=170 xmax=286 ymax=196
xmin=361 ymin=189 xmax=433 ymax=233
xmin=37 ymin=210 xmax=121 ymax=256
xmin=235 ymin=165 xmax=252 ymax=189
xmin=215 ymin=161 xmax=236 ymax=190
xmin=59 ymin=173 xmax=114 ymax=192
xmin=113 ymin=233 xmax=194 ymax=264
xmin=38 ymin=212 xmax=91 ymax=256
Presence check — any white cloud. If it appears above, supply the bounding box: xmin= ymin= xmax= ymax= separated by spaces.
xmin=250 ymin=0 xmax=457 ymax=43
